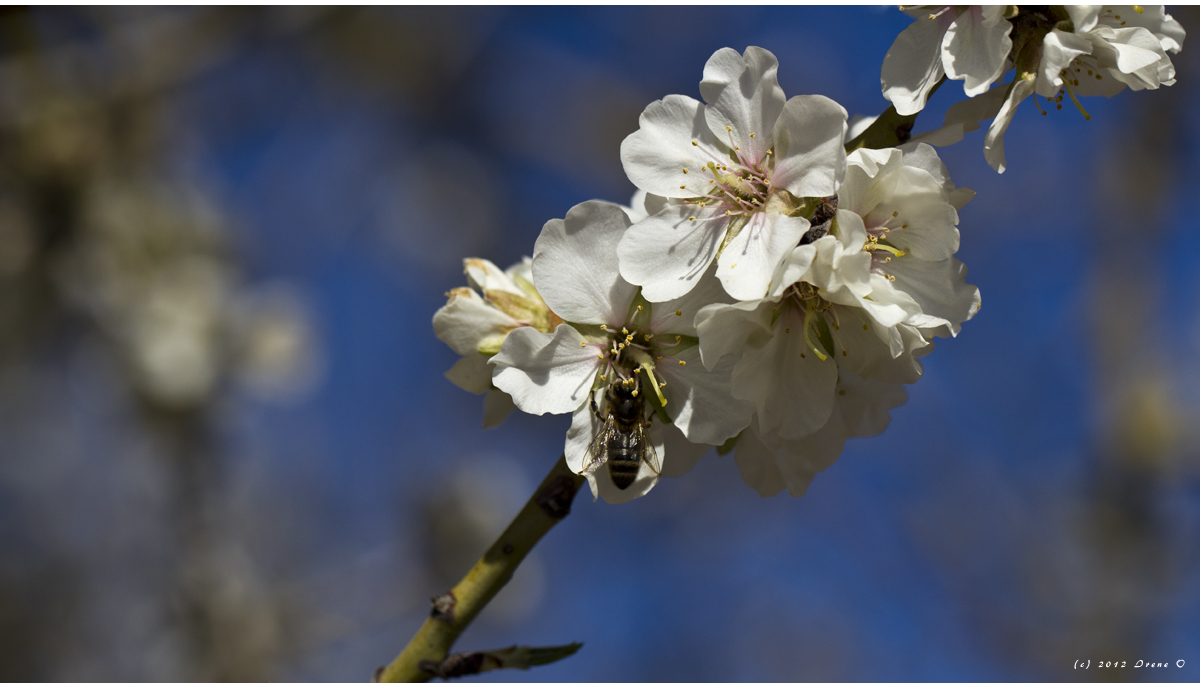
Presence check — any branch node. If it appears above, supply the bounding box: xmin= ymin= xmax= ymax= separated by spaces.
xmin=420 ymin=652 xmax=485 ymax=679
xmin=536 ymin=475 xmax=578 ymax=519
xmin=430 ymin=591 xmax=456 ymax=624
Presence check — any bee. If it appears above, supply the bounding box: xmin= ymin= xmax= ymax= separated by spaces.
xmin=582 ymin=376 xmax=661 ymax=490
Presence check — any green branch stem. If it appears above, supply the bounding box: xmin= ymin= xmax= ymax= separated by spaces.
xmin=376 ymin=455 xmax=584 ymax=682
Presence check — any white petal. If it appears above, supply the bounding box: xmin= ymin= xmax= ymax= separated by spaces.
xmin=828 ymin=306 xmax=914 ymax=383
xmin=647 ymin=264 xmax=730 ymax=337
xmin=716 ymin=212 xmax=809 ymax=301
xmin=482 ymin=389 xmax=516 ymax=428
xmin=760 ymin=416 xmax=847 ymax=497
xmin=620 ymin=94 xmax=726 ymax=199
xmin=565 ymin=399 xmax=598 ymax=474
xmin=699 ymin=46 xmax=786 ymax=164
xmin=881 ymin=13 xmax=951 ymax=115
xmin=533 ymin=201 xmax=636 ymax=326
xmin=695 ymin=298 xmax=775 ymax=370
xmin=983 ymin=76 xmax=1036 ymax=174
xmin=943 ymin=6 xmax=1013 ymax=96
xmin=464 ymin=258 xmax=523 ymax=296
xmin=867 ymin=166 xmax=959 ymax=261
xmin=621 ymin=189 xmax=668 ymax=223
xmin=887 ymin=256 xmax=980 ymax=335
xmin=907 ymin=85 xmax=1007 ymax=148
xmin=771 ymin=95 xmax=848 ymax=199
xmin=445 ymin=353 xmax=492 ymax=394
xmin=660 ymin=422 xmax=710 ymax=478
xmin=833 ymin=370 xmax=907 ymax=438
xmin=853 ymin=274 xmax=921 ymax=331
xmin=1109 ymin=27 xmax=1168 ymax=76
xmin=504 ymin=257 xmax=538 ymax=299
xmin=491 ymin=324 xmax=599 ymax=416
xmin=1065 ymin=6 xmax=1101 ymax=33
xmin=733 ymin=422 xmax=786 ymax=497
xmin=733 ymin=307 xmax=837 ymax=440
xmin=432 ymin=289 xmax=521 ymax=356
xmin=841 ymin=148 xmax=903 ymax=218
xmin=766 ymin=243 xmax=818 ymax=300
xmin=657 ymin=344 xmax=754 ymax=446
xmin=895 ymin=142 xmax=974 ymax=210
xmin=1038 ymin=29 xmax=1092 ymax=97
xmin=617 ymin=203 xmax=724 ymax=302
xmin=804 ymin=231 xmax=872 ymax=301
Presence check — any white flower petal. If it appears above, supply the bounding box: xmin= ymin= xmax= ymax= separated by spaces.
xmin=621 ymin=190 xmax=669 ymax=223
xmin=896 ymin=142 xmax=974 ymax=210
xmin=565 ymin=400 xmax=597 ymax=474
xmin=733 ymin=307 xmax=837 ymax=440
xmin=491 ymin=324 xmax=599 ymax=416
xmin=942 ymin=6 xmax=1013 ymax=96
xmin=834 ymin=370 xmax=908 ymax=438
xmin=482 ymin=389 xmax=516 ymax=428
xmin=869 ymin=166 xmax=959 ymax=261
xmin=771 ymin=95 xmax=848 ymax=199
xmin=888 ymin=256 xmax=980 ymax=336
xmin=1066 ymin=6 xmax=1101 ymax=33
xmin=695 ymin=298 xmax=775 ymax=370
xmin=660 ymin=422 xmax=711 ymax=478
xmin=465 ymin=258 xmax=523 ymax=296
xmin=804 ymin=232 xmax=872 ymax=301
xmin=699 ymin=46 xmax=786 ymax=163
xmin=733 ymin=422 xmax=786 ymax=497
xmin=432 ymin=289 xmax=521 ymax=356
xmin=657 ymin=344 xmax=754 ymax=446
xmin=648 ymin=264 xmax=730 ymax=337
xmin=983 ymin=75 xmax=1035 ymax=174
xmin=760 ymin=417 xmax=846 ymax=497
xmin=882 ymin=13 xmax=952 ymax=115
xmin=767 ymin=244 xmax=818 ymax=300
xmin=828 ymin=307 xmax=914 ymax=383
xmin=620 ymin=94 xmax=726 ymax=199
xmin=841 ymin=148 xmax=903 ymax=218
xmin=533 ymin=201 xmax=636 ymax=326
xmin=617 ymin=203 xmax=725 ymax=302
xmin=716 ymin=212 xmax=809 ymax=301
xmin=1038 ymin=29 xmax=1093 ymax=97
xmin=907 ymin=84 xmax=1008 ymax=148
xmin=445 ymin=353 xmax=492 ymax=394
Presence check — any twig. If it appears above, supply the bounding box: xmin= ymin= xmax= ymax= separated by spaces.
xmin=376 ymin=454 xmax=584 ymax=682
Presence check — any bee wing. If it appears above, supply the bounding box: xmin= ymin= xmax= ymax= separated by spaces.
xmin=638 ymin=421 xmax=662 ymax=478
xmin=581 ymin=415 xmax=617 ymax=477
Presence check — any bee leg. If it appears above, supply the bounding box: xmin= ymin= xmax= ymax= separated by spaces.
xmin=590 ymin=393 xmax=604 ymax=422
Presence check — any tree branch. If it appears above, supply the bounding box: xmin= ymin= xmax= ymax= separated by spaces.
xmin=376 ymin=454 xmax=585 ymax=682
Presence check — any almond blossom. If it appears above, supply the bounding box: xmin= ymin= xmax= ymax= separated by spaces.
xmin=618 ymin=46 xmax=847 ymax=302
xmin=893 ymin=6 xmax=1185 ymax=172
xmin=694 ymin=144 xmax=978 ymax=442
xmin=490 ymin=200 xmax=753 ymax=503
xmin=433 ymin=257 xmax=557 ymax=428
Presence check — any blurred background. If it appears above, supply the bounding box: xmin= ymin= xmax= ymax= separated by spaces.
xmin=0 ymin=5 xmax=1198 ymax=681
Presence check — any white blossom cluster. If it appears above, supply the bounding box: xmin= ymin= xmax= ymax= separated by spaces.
xmin=433 ymin=6 xmax=1184 ymax=504
xmin=884 ymin=5 xmax=1185 ymax=171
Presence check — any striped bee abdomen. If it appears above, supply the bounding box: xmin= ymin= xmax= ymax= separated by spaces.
xmin=606 ymin=426 xmax=642 ymax=490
